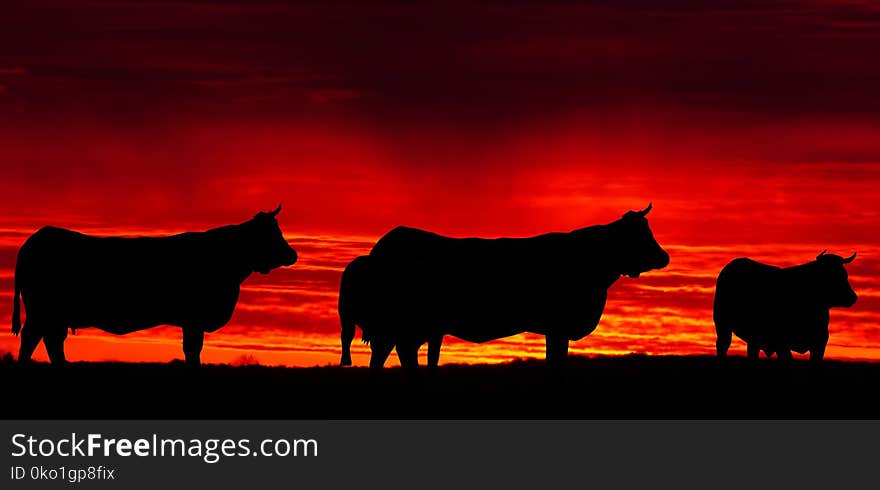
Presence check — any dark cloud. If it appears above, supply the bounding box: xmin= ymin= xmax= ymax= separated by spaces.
xmin=3 ymin=1 xmax=880 ymax=125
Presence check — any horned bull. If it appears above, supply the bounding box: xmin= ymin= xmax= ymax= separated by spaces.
xmin=340 ymin=204 xmax=670 ymax=375
xmin=12 ymin=206 xmax=297 ymax=366
xmin=713 ymin=250 xmax=857 ymax=365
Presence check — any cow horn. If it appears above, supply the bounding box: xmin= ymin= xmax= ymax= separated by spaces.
xmin=816 ymin=249 xmax=827 ymax=260
xmin=269 ymin=204 xmax=282 ymax=217
xmin=842 ymin=252 xmax=857 ymax=264
xmin=636 ymin=202 xmax=652 ymax=217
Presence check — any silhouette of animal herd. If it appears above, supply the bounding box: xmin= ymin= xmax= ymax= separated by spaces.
xmin=9 ymin=204 xmax=859 ymax=376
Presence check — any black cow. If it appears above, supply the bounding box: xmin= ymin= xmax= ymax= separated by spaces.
xmin=339 ymin=204 xmax=670 ymax=374
xmin=12 ymin=206 xmax=297 ymax=366
xmin=713 ymin=251 xmax=858 ymax=365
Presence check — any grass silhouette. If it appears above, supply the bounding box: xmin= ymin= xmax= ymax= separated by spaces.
xmin=2 ymin=355 xmax=878 ymax=419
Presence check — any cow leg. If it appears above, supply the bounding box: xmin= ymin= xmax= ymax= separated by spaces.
xmin=715 ymin=324 xmax=732 ymax=360
xmin=369 ymin=340 xmax=394 ymax=374
xmin=747 ymin=343 xmax=761 ymax=362
xmin=17 ymin=320 xmax=43 ymax=363
xmin=810 ymin=330 xmax=828 ymax=366
xmin=809 ymin=340 xmax=827 ymax=380
xmin=427 ymin=335 xmax=443 ymax=371
xmin=182 ymin=327 xmax=204 ymax=367
xmin=43 ymin=327 xmax=68 ymax=365
xmin=809 ymin=343 xmax=826 ymax=365
xmin=395 ymin=342 xmax=420 ymax=381
xmin=546 ymin=334 xmax=569 ymax=371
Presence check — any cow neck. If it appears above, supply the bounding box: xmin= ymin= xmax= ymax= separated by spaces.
xmin=202 ymin=221 xmax=257 ymax=284
xmin=571 ymin=223 xmax=624 ymax=288
xmin=784 ymin=261 xmax=827 ymax=303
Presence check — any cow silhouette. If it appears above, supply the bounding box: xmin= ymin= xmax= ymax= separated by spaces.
xmin=713 ymin=251 xmax=858 ymax=365
xmin=339 ymin=204 xmax=670 ymax=376
xmin=12 ymin=206 xmax=297 ymax=366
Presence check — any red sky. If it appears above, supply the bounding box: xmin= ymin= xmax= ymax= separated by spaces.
xmin=1 ymin=0 xmax=879 ymax=365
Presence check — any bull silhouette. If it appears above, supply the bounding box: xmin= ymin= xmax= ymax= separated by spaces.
xmin=713 ymin=250 xmax=858 ymax=365
xmin=12 ymin=206 xmax=297 ymax=366
xmin=339 ymin=204 xmax=670 ymax=376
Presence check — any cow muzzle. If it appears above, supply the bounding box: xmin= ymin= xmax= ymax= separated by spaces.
xmin=656 ymin=250 xmax=671 ymax=269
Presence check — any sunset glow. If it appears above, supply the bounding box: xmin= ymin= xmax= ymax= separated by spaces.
xmin=1 ymin=0 xmax=879 ymax=366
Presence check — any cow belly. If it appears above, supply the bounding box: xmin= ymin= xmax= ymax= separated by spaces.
xmin=83 ymin=319 xmax=160 ymax=335
xmin=30 ymin=281 xmax=239 ymax=334
xmin=445 ymin=298 xmax=606 ymax=343
xmin=731 ymin=318 xmax=826 ymax=353
xmin=785 ymin=325 xmax=825 ymax=353
xmin=447 ymin=319 xmax=600 ymax=343
xmin=447 ymin=322 xmax=528 ymax=343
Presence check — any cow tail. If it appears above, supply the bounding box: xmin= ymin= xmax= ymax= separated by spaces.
xmin=11 ymin=252 xmax=21 ymax=336
xmin=339 ymin=256 xmax=369 ymax=366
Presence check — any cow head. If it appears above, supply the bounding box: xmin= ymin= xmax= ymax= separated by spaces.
xmin=814 ymin=250 xmax=858 ymax=307
xmin=609 ymin=203 xmax=670 ymax=278
xmin=245 ymin=205 xmax=298 ymax=274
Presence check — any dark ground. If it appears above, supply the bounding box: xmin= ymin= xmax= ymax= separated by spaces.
xmin=2 ymin=355 xmax=879 ymax=419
